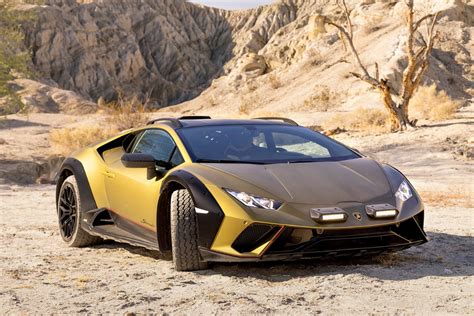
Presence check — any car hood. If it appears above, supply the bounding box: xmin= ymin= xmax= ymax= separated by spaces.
xmin=200 ymin=158 xmax=392 ymax=205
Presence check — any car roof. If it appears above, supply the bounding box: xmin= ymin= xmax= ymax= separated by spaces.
xmin=147 ymin=117 xmax=299 ymax=129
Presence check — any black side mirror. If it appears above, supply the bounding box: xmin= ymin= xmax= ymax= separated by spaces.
xmin=121 ymin=153 xmax=156 ymax=168
xmin=121 ymin=153 xmax=172 ymax=180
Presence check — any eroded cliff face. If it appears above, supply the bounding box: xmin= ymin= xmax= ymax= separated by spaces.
xmin=25 ymin=0 xmax=315 ymax=107
xmin=20 ymin=0 xmax=473 ymax=110
xmin=27 ymin=0 xmax=232 ymax=106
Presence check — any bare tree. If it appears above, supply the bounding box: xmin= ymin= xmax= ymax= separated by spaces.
xmin=323 ymin=0 xmax=439 ymax=131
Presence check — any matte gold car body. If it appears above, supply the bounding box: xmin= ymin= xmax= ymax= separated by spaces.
xmin=65 ymin=122 xmax=426 ymax=259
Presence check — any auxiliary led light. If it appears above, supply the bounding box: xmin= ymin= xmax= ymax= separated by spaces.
xmin=374 ymin=209 xmax=398 ymax=218
xmin=321 ymin=214 xmax=346 ymax=222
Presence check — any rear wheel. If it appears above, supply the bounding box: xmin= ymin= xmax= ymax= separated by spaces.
xmin=170 ymin=189 xmax=208 ymax=271
xmin=57 ymin=175 xmax=101 ymax=247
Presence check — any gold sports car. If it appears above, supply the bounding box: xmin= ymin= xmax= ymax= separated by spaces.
xmin=56 ymin=116 xmax=427 ymax=271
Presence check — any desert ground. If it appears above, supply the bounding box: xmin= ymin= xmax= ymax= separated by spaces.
xmin=0 ymin=105 xmax=472 ymax=314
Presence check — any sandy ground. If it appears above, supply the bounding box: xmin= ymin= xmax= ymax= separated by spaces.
xmin=0 ymin=186 xmax=472 ymax=314
xmin=0 ymin=108 xmax=473 ymax=314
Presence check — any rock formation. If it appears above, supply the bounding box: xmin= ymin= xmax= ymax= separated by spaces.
xmin=12 ymin=0 xmax=473 ymax=109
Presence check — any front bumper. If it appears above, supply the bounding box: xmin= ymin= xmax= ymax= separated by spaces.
xmin=201 ymin=211 xmax=427 ymax=262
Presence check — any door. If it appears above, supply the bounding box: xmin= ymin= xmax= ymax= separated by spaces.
xmin=104 ymin=129 xmax=184 ymax=230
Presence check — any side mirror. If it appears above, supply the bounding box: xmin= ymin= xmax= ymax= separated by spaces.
xmin=121 ymin=153 xmax=172 ymax=180
xmin=121 ymin=153 xmax=156 ymax=168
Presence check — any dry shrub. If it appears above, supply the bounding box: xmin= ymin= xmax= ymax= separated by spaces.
xmin=323 ymin=107 xmax=390 ymax=134
xmin=50 ymin=93 xmax=151 ymax=155
xmin=244 ymin=81 xmax=259 ymax=93
xmin=102 ymin=94 xmax=150 ymax=131
xmin=238 ymin=97 xmax=254 ymax=115
xmin=297 ymin=86 xmax=336 ymax=112
xmin=419 ymin=190 xmax=473 ymax=208
xmin=239 ymin=94 xmax=262 ymax=115
xmin=268 ymin=73 xmax=282 ymax=89
xmin=50 ymin=126 xmax=118 ymax=156
xmin=410 ymin=85 xmax=462 ymax=121
xmin=207 ymin=95 xmax=218 ymax=107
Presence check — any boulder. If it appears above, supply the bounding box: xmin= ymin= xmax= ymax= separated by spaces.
xmin=240 ymin=53 xmax=267 ymax=78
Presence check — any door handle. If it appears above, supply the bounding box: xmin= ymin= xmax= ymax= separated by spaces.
xmin=102 ymin=171 xmax=116 ymax=179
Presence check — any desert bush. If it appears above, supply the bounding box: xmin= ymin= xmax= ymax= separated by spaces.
xmin=238 ymin=97 xmax=254 ymax=115
xmin=238 ymin=94 xmax=263 ymax=116
xmin=322 ymin=107 xmax=390 ymax=134
xmin=297 ymin=86 xmax=335 ymax=112
xmin=50 ymin=126 xmax=118 ymax=156
xmin=268 ymin=73 xmax=282 ymax=89
xmin=207 ymin=95 xmax=218 ymax=107
xmin=50 ymin=93 xmax=150 ymax=155
xmin=410 ymin=84 xmax=461 ymax=121
xmin=101 ymin=93 xmax=150 ymax=131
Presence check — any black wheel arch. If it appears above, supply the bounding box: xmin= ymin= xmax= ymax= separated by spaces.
xmin=157 ymin=169 xmax=224 ymax=252
xmin=56 ymin=158 xmax=98 ymax=213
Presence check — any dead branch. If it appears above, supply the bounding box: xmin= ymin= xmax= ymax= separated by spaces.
xmin=323 ymin=0 xmax=440 ymax=131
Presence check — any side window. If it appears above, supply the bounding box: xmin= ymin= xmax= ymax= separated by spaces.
xmin=132 ymin=130 xmax=183 ymax=165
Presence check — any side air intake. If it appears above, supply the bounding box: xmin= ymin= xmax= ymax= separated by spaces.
xmin=231 ymin=224 xmax=280 ymax=253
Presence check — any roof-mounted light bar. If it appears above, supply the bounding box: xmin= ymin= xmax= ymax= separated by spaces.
xmin=253 ymin=117 xmax=299 ymax=126
xmin=147 ymin=118 xmax=183 ymax=128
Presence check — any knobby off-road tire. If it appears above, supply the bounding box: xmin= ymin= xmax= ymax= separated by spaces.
xmin=170 ymin=189 xmax=208 ymax=271
xmin=57 ymin=175 xmax=101 ymax=247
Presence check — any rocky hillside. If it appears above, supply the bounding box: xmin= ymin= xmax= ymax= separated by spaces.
xmin=16 ymin=0 xmax=317 ymax=108
xmin=6 ymin=0 xmax=474 ymax=114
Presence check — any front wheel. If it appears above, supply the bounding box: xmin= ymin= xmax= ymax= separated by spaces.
xmin=57 ymin=175 xmax=101 ymax=247
xmin=170 ymin=189 xmax=208 ymax=271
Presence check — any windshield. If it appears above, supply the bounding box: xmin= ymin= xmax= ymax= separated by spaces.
xmin=178 ymin=124 xmax=359 ymax=164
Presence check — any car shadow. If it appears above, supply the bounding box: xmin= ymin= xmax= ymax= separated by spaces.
xmin=87 ymin=231 xmax=473 ymax=281
xmin=91 ymin=240 xmax=172 ymax=261
xmin=203 ymin=231 xmax=473 ymax=281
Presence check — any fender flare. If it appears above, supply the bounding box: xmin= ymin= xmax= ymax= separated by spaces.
xmin=56 ymin=158 xmax=97 ymax=214
xmin=158 ymin=169 xmax=224 ymax=250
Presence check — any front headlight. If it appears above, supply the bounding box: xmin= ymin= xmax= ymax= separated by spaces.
xmin=395 ymin=181 xmax=413 ymax=202
xmin=224 ymin=188 xmax=282 ymax=210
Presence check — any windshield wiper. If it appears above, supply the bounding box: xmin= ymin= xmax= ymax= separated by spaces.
xmin=285 ymin=159 xmax=318 ymax=164
xmin=196 ymin=159 xmax=267 ymax=165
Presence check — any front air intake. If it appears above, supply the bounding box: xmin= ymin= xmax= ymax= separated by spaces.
xmin=232 ymin=224 xmax=280 ymax=253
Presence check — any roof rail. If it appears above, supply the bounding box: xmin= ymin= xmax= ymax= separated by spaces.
xmin=147 ymin=118 xmax=183 ymax=128
xmin=253 ymin=117 xmax=299 ymax=126
xmin=179 ymin=116 xmax=211 ymax=120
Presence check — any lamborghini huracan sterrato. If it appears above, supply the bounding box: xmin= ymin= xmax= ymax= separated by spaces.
xmin=56 ymin=116 xmax=427 ymax=271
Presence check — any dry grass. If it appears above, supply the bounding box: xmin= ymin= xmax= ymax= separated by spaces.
xmin=419 ymin=190 xmax=473 ymax=208
xmin=410 ymin=85 xmax=462 ymax=121
xmin=238 ymin=98 xmax=254 ymax=115
xmin=50 ymin=126 xmax=118 ymax=156
xmin=322 ymin=107 xmax=390 ymax=134
xmin=296 ymin=86 xmax=336 ymax=112
xmin=50 ymin=94 xmax=151 ymax=155
xmin=101 ymin=94 xmax=150 ymax=131
xmin=238 ymin=94 xmax=262 ymax=115
xmin=268 ymin=73 xmax=282 ymax=89
xmin=207 ymin=95 xmax=218 ymax=107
